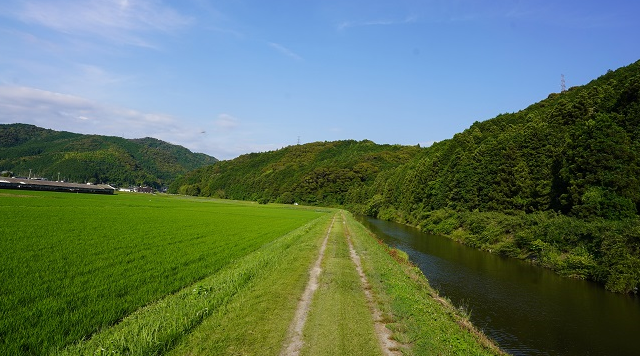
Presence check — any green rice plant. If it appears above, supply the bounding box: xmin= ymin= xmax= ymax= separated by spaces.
xmin=59 ymin=214 xmax=330 ymax=355
xmin=0 ymin=191 xmax=323 ymax=355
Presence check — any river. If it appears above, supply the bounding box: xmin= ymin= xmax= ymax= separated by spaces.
xmin=356 ymin=216 xmax=640 ymax=356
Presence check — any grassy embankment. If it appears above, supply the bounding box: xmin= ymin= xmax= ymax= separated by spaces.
xmin=1 ymin=190 xmax=503 ymax=355
xmin=342 ymin=211 xmax=504 ymax=356
xmin=299 ymin=213 xmax=382 ymax=356
xmin=169 ymin=211 xmax=504 ymax=355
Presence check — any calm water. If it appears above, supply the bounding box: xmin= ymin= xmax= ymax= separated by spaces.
xmin=357 ymin=216 xmax=640 ymax=356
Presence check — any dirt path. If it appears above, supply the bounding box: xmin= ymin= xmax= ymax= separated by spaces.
xmin=342 ymin=213 xmax=403 ymax=356
xmin=280 ymin=215 xmax=335 ymax=356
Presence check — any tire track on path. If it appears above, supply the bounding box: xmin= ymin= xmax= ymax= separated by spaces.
xmin=342 ymin=212 xmax=403 ymax=356
xmin=280 ymin=214 xmax=336 ymax=356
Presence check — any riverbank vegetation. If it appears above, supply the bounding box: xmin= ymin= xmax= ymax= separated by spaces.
xmin=171 ymin=59 xmax=640 ymax=293
xmin=0 ymin=191 xmax=501 ymax=355
xmin=376 ymin=209 xmax=640 ymax=293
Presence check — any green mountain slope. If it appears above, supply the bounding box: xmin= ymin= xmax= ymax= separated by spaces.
xmin=0 ymin=124 xmax=218 ymax=187
xmin=169 ymin=140 xmax=421 ymax=205
xmin=365 ymin=60 xmax=640 ymax=219
xmin=357 ymin=59 xmax=640 ymax=292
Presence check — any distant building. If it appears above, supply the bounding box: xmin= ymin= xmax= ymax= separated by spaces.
xmin=0 ymin=177 xmax=115 ymax=194
xmin=135 ymin=186 xmax=154 ymax=194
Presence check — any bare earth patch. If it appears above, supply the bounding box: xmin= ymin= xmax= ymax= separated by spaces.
xmin=0 ymin=192 xmax=38 ymax=198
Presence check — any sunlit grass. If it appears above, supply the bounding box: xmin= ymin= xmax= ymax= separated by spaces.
xmin=167 ymin=213 xmax=334 ymax=355
xmin=61 ymin=214 xmax=331 ymax=355
xmin=301 ymin=214 xmax=382 ymax=356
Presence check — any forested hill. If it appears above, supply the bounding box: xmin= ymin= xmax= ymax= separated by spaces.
xmin=364 ymin=59 xmax=640 ymax=221
xmin=0 ymin=124 xmax=218 ymax=187
xmin=168 ymin=140 xmax=421 ymax=204
xmin=361 ymin=59 xmax=640 ymax=293
xmin=172 ymin=59 xmax=640 ymax=293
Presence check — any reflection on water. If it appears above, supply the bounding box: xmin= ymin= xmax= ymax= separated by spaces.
xmin=357 ymin=216 xmax=640 ymax=356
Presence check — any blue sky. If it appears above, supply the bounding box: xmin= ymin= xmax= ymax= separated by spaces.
xmin=1 ymin=0 xmax=639 ymax=159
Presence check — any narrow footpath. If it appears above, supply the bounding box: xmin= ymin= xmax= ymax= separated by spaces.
xmin=280 ymin=215 xmax=335 ymax=356
xmin=280 ymin=212 xmax=404 ymax=356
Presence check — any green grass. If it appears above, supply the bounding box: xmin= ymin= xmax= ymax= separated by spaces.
xmin=343 ymin=211 xmax=505 ymax=355
xmin=1 ymin=190 xmax=504 ymax=355
xmin=301 ymin=213 xmax=382 ymax=356
xmin=61 ymin=213 xmax=332 ymax=356
xmin=167 ymin=213 xmax=335 ymax=355
xmin=0 ymin=190 xmax=323 ymax=355
xmin=167 ymin=211 xmax=504 ymax=356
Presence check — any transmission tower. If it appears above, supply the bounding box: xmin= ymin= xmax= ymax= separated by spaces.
xmin=560 ymin=74 xmax=566 ymax=93
xmin=297 ymin=136 xmax=300 ymax=145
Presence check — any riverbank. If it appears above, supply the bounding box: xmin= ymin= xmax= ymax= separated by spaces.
xmin=364 ymin=206 xmax=640 ymax=294
xmin=166 ymin=210 xmax=504 ymax=355
xmin=342 ymin=211 xmax=505 ymax=355
xmin=360 ymin=215 xmax=640 ymax=355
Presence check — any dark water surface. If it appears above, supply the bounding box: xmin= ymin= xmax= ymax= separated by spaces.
xmin=357 ymin=216 xmax=640 ymax=356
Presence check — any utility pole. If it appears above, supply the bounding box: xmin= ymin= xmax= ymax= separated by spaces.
xmin=28 ymin=168 xmax=32 ymax=179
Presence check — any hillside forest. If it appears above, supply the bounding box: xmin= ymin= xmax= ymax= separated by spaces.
xmin=0 ymin=124 xmax=218 ymax=188
xmin=171 ymin=60 xmax=640 ymax=293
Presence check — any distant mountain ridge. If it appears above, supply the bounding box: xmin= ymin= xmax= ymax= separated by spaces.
xmin=168 ymin=139 xmax=422 ymax=204
xmin=0 ymin=124 xmax=218 ymax=187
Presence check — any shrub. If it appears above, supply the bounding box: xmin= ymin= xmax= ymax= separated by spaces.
xmin=179 ymin=184 xmax=200 ymax=196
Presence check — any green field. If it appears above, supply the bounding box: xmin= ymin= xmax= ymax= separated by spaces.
xmin=1 ymin=190 xmax=502 ymax=355
xmin=0 ymin=190 xmax=324 ymax=355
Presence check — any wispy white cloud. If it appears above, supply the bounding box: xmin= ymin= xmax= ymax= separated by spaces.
xmin=214 ymin=113 xmax=240 ymax=130
xmin=268 ymin=42 xmax=303 ymax=61
xmin=0 ymin=86 xmax=280 ymax=160
xmin=0 ymin=86 xmax=175 ymax=134
xmin=8 ymin=0 xmax=193 ymax=47
xmin=75 ymin=64 xmax=130 ymax=87
xmin=337 ymin=15 xmax=417 ymax=31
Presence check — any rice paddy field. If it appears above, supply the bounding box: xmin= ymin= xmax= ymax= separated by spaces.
xmin=0 ymin=190 xmax=326 ymax=355
xmin=1 ymin=189 xmax=503 ymax=356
